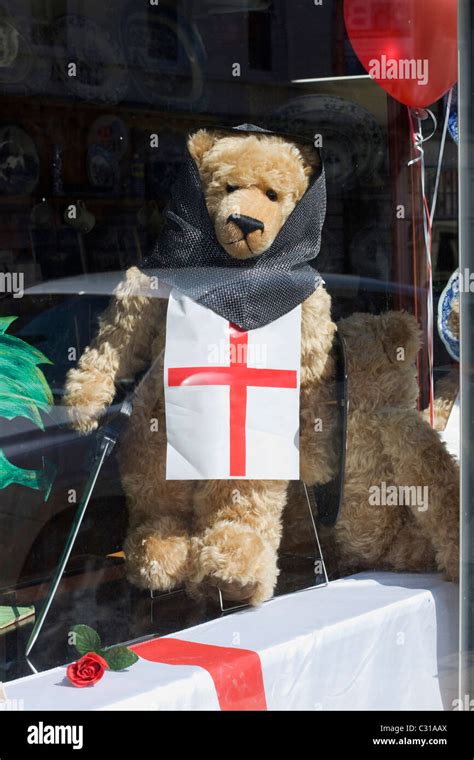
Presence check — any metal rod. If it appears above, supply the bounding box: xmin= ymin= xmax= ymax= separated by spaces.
xmin=25 ymin=439 xmax=113 ymax=657
xmin=303 ymin=482 xmax=329 ymax=586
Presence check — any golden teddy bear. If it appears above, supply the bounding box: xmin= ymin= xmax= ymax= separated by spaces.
xmin=64 ymin=128 xmax=459 ymax=605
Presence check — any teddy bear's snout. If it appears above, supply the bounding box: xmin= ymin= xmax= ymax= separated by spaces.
xmin=226 ymin=213 xmax=265 ymax=237
xmin=221 ymin=208 xmax=271 ymax=258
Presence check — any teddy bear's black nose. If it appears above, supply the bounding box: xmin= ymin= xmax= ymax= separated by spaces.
xmin=227 ymin=213 xmax=264 ymax=237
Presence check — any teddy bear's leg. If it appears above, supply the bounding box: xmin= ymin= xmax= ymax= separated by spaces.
xmin=381 ymin=520 xmax=437 ymax=573
xmin=121 ymin=470 xmax=195 ymax=592
xmin=124 ymin=515 xmax=192 ymax=592
xmin=188 ymin=480 xmax=288 ymax=606
xmin=334 ymin=480 xmax=407 ymax=572
xmin=121 ymin=468 xmax=195 ymax=592
xmin=116 ymin=369 xmax=195 ymax=592
xmin=379 ymin=409 xmax=459 ymax=580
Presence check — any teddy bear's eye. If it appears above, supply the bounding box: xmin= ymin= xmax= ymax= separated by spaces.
xmin=266 ymin=189 xmax=278 ymax=201
xmin=226 ymin=184 xmax=239 ymax=193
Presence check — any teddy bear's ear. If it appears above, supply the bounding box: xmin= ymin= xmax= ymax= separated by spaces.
xmin=187 ymin=129 xmax=218 ymax=167
xmin=295 ymin=143 xmax=322 ymax=178
xmin=380 ymin=311 xmax=422 ymax=363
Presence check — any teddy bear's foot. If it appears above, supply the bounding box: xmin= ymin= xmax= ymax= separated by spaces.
xmin=189 ymin=521 xmax=279 ymax=606
xmin=124 ymin=517 xmax=191 ymax=592
xmin=381 ymin=522 xmax=438 ymax=574
xmin=187 ymin=577 xmax=259 ymax=605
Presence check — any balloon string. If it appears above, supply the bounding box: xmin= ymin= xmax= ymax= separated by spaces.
xmin=407 ymin=109 xmax=438 ymax=167
xmin=422 ymin=190 xmax=435 ymax=429
xmin=407 ymin=107 xmax=435 ymax=427
xmin=407 ymin=91 xmax=454 ymax=427
xmin=430 ymin=88 xmax=453 ymax=225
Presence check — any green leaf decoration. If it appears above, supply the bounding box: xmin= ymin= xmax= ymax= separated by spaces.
xmin=0 ymin=316 xmax=17 ymax=334
xmin=71 ymin=624 xmax=102 ymax=656
xmin=101 ymin=646 xmax=139 ymax=672
xmin=0 ymin=317 xmax=53 ymax=430
xmin=69 ymin=624 xmax=139 ymax=673
xmin=0 ymin=317 xmax=55 ymax=499
xmin=0 ymin=451 xmax=55 ymax=500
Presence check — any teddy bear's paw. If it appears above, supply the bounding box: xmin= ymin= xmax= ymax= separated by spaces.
xmin=189 ymin=522 xmax=279 ymax=606
xmin=64 ymin=361 xmax=118 ymax=434
xmin=124 ymin=518 xmax=191 ymax=592
xmin=66 ymin=405 xmax=100 ymax=435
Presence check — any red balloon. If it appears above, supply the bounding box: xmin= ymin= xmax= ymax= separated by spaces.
xmin=344 ymin=0 xmax=457 ymax=107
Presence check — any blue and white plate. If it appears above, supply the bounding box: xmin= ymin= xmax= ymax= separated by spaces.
xmin=53 ymin=14 xmax=128 ymax=105
xmin=0 ymin=14 xmax=52 ymax=95
xmin=87 ymin=144 xmax=119 ymax=188
xmin=0 ymin=124 xmax=40 ymax=195
xmin=447 ymin=85 xmax=458 ymax=145
xmin=120 ymin=4 xmax=205 ymax=108
xmin=87 ymin=115 xmax=128 ymax=159
xmin=438 ymin=269 xmax=460 ymax=362
xmin=270 ymin=95 xmax=385 ymax=191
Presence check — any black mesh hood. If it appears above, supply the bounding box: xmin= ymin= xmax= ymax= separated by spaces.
xmin=141 ymin=124 xmax=326 ymax=330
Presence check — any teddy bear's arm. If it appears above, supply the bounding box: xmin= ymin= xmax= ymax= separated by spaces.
xmin=299 ymin=286 xmax=340 ymax=486
xmin=64 ymin=267 xmax=161 ymax=434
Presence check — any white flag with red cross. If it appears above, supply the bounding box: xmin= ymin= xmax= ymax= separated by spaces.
xmin=164 ymin=289 xmax=301 ymax=480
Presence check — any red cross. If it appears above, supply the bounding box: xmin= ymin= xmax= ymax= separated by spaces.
xmin=167 ymin=323 xmax=297 ymax=476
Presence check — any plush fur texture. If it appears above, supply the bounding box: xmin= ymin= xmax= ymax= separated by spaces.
xmin=64 ymin=131 xmax=459 ymax=605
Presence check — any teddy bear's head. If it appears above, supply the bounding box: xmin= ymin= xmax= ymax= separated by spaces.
xmin=187 ymin=129 xmax=320 ymax=260
xmin=338 ymin=310 xmax=421 ymax=410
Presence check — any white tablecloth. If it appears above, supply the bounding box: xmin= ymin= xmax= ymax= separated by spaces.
xmin=4 ymin=572 xmax=458 ymax=711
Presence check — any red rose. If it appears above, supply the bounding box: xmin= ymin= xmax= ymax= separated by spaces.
xmin=67 ymin=652 xmax=108 ymax=688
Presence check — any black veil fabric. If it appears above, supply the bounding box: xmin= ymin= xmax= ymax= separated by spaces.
xmin=140 ymin=124 xmax=326 ymax=330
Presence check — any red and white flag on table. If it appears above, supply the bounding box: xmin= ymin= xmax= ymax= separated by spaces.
xmin=164 ymin=289 xmax=301 ymax=480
